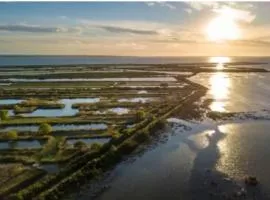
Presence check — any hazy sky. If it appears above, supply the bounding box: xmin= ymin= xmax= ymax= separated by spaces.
xmin=0 ymin=2 xmax=270 ymax=56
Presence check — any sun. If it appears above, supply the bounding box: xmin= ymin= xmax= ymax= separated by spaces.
xmin=205 ymin=7 xmax=241 ymax=42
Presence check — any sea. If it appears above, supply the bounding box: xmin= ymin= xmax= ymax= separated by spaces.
xmin=0 ymin=55 xmax=270 ymax=67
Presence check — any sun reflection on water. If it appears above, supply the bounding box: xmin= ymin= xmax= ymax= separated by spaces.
xmin=209 ymin=72 xmax=231 ymax=112
xmin=209 ymin=56 xmax=231 ymax=70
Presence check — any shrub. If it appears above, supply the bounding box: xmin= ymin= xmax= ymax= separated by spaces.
xmin=73 ymin=141 xmax=87 ymax=149
xmin=135 ymin=110 xmax=146 ymax=121
xmin=6 ymin=130 xmax=18 ymax=139
xmin=0 ymin=110 xmax=8 ymax=120
xmin=38 ymin=123 xmax=52 ymax=135
xmin=90 ymin=143 xmax=102 ymax=151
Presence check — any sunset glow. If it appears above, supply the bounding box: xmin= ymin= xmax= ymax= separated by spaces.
xmin=206 ymin=7 xmax=241 ymax=42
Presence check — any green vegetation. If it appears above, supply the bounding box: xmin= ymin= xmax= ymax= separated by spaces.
xmin=38 ymin=123 xmax=52 ymax=135
xmin=73 ymin=141 xmax=87 ymax=149
xmin=6 ymin=130 xmax=18 ymax=139
xmin=0 ymin=168 xmax=46 ymax=198
xmin=0 ymin=63 xmax=240 ymax=199
xmin=14 ymin=105 xmax=36 ymax=114
xmin=135 ymin=110 xmax=146 ymax=121
xmin=0 ymin=110 xmax=9 ymax=120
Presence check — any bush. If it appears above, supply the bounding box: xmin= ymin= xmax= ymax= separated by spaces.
xmin=135 ymin=110 xmax=146 ymax=121
xmin=73 ymin=141 xmax=87 ymax=149
xmin=38 ymin=123 xmax=52 ymax=135
xmin=90 ymin=143 xmax=102 ymax=151
xmin=6 ymin=130 xmax=18 ymax=139
xmin=0 ymin=110 xmax=8 ymax=120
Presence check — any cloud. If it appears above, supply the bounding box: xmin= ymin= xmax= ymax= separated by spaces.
xmin=185 ymin=2 xmax=256 ymax=21
xmin=0 ymin=24 xmax=79 ymax=33
xmin=96 ymin=25 xmax=158 ymax=35
xmin=145 ymin=2 xmax=176 ymax=10
xmin=185 ymin=2 xmax=219 ymax=11
xmin=184 ymin=8 xmax=193 ymax=14
xmin=213 ymin=6 xmax=256 ymax=23
xmin=230 ymin=39 xmax=270 ymax=47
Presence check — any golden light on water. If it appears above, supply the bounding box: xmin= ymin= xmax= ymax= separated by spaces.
xmin=210 ymin=101 xmax=226 ymax=112
xmin=209 ymin=56 xmax=231 ymax=70
xmin=209 ymin=56 xmax=231 ymax=64
xmin=209 ymin=72 xmax=231 ymax=112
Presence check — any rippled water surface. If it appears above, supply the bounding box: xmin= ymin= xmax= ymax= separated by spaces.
xmin=189 ymin=72 xmax=270 ymax=112
xmin=67 ymin=72 xmax=270 ymax=200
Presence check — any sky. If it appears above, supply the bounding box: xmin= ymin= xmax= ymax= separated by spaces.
xmin=0 ymin=2 xmax=270 ymax=56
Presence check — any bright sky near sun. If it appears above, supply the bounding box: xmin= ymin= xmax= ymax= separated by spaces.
xmin=0 ymin=2 xmax=270 ymax=56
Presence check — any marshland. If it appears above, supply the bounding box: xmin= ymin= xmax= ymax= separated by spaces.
xmin=0 ymin=61 xmax=269 ymax=200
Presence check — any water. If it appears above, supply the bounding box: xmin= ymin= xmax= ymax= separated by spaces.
xmin=118 ymin=97 xmax=156 ymax=103
xmin=0 ymin=123 xmax=107 ymax=133
xmin=3 ymin=77 xmax=176 ymax=82
xmin=15 ymin=98 xmax=100 ymax=117
xmin=95 ymin=108 xmax=130 ymax=115
xmin=0 ymin=140 xmax=41 ymax=149
xmin=23 ymin=108 xmax=78 ymax=117
xmin=0 ymin=56 xmax=270 ymax=67
xmin=67 ymin=71 xmax=270 ymax=200
xmin=0 ymin=99 xmax=22 ymax=105
xmin=189 ymin=72 xmax=270 ymax=112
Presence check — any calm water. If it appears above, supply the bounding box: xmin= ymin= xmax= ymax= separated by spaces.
xmin=0 ymin=123 xmax=107 ymax=133
xmin=68 ymin=72 xmax=270 ymax=200
xmin=189 ymin=72 xmax=270 ymax=112
xmin=0 ymin=140 xmax=41 ymax=149
xmin=0 ymin=56 xmax=270 ymax=67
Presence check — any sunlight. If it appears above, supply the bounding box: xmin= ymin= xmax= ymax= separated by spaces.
xmin=209 ymin=56 xmax=231 ymax=64
xmin=209 ymin=56 xmax=231 ymax=70
xmin=209 ymin=72 xmax=231 ymax=112
xmin=205 ymin=7 xmax=241 ymax=42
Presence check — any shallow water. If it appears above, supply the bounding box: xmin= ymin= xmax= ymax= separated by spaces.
xmin=189 ymin=72 xmax=270 ymax=112
xmin=0 ymin=123 xmax=107 ymax=133
xmin=70 ymin=119 xmax=270 ymax=200
xmin=0 ymin=99 xmax=22 ymax=105
xmin=0 ymin=140 xmax=41 ymax=149
xmin=4 ymin=77 xmax=176 ymax=82
xmin=118 ymin=97 xmax=156 ymax=103
xmin=95 ymin=108 xmax=130 ymax=115
xmin=19 ymin=98 xmax=100 ymax=117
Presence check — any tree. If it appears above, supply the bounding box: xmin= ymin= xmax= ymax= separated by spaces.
xmin=135 ymin=110 xmax=146 ymax=121
xmin=73 ymin=141 xmax=87 ymax=149
xmin=6 ymin=130 xmax=18 ymax=139
xmin=90 ymin=143 xmax=102 ymax=151
xmin=0 ymin=110 xmax=9 ymax=120
xmin=38 ymin=123 xmax=52 ymax=135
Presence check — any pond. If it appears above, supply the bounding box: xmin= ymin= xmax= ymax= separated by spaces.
xmin=0 ymin=99 xmax=23 ymax=105
xmin=4 ymin=77 xmax=177 ymax=82
xmin=0 ymin=123 xmax=108 ymax=133
xmin=15 ymin=98 xmax=100 ymax=117
xmin=95 ymin=107 xmax=130 ymax=115
xmin=0 ymin=140 xmax=41 ymax=149
xmin=118 ymin=97 xmax=156 ymax=103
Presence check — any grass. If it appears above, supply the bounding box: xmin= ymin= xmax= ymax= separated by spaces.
xmin=0 ymin=115 xmax=130 ymax=125
xmin=0 ymin=168 xmax=46 ymax=198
